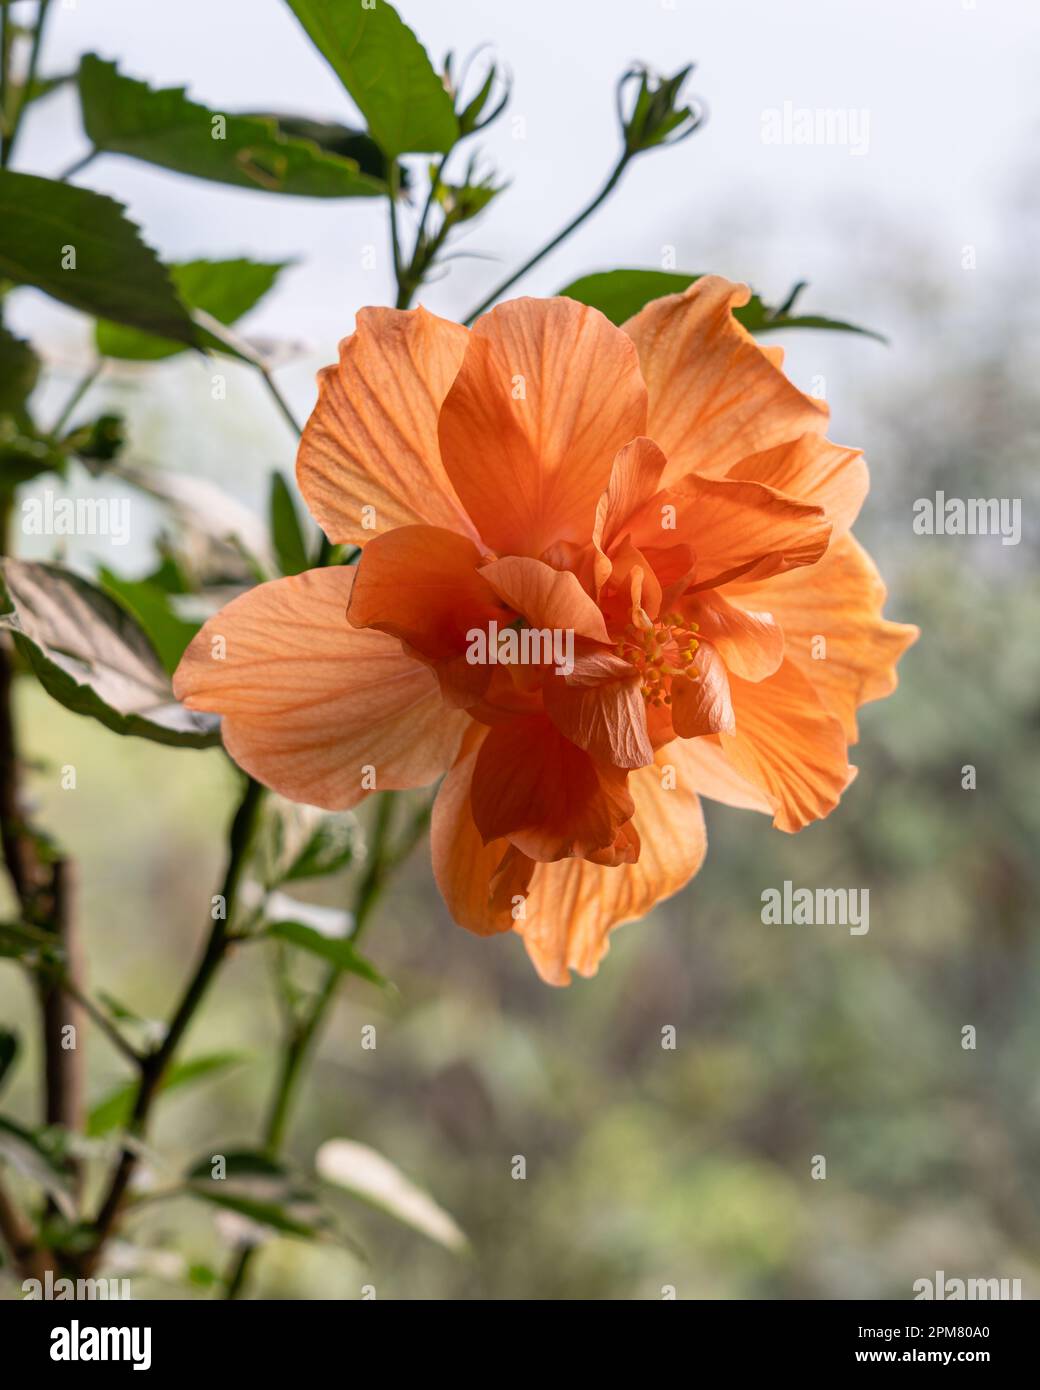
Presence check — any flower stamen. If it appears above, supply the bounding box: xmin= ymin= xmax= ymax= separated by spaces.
xmin=618 ymin=617 xmax=700 ymax=703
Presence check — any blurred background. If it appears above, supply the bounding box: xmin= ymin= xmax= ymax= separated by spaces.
xmin=2 ymin=0 xmax=1039 ymax=1298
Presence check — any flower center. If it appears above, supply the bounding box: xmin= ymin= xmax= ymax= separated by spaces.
xmin=615 ymin=612 xmax=700 ymax=706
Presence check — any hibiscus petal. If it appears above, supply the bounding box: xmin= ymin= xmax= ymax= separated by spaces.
xmin=470 ymin=713 xmax=634 ymax=861
xmin=438 ymin=297 xmax=648 ymax=557
xmin=727 ymin=433 xmax=868 ymax=541
xmin=673 ymin=735 xmax=773 ymax=813
xmin=542 ymin=666 xmax=654 ymax=769
xmin=173 ymin=567 xmax=469 ymax=809
xmin=629 ymin=473 xmax=830 ymax=590
xmin=519 ymin=743 xmax=708 ymax=984
xmin=717 ymin=659 xmax=852 ymax=832
xmin=296 ymin=306 xmax=477 ymax=546
xmin=670 ymin=644 xmax=735 ymax=737
xmin=431 ymin=730 xmax=517 ymax=937
xmin=725 ymin=533 xmax=919 ymax=741
xmin=348 ymin=524 xmax=508 ymax=706
xmin=623 ymin=276 xmax=829 ymax=485
xmin=593 ymin=435 xmax=669 ymax=558
xmin=477 ymin=555 xmax=610 ymax=642
xmin=686 ymin=590 xmax=785 ymax=681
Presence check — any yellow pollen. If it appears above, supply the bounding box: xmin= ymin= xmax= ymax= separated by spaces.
xmin=618 ymin=618 xmax=701 ymax=703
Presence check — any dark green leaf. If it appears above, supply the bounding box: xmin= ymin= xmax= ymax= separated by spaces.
xmin=558 ymin=270 xmax=697 ymax=324
xmin=188 ymin=1188 xmax=324 ymax=1240
xmin=268 ymin=472 xmax=310 ymax=576
xmin=267 ymin=920 xmax=386 ymax=987
xmin=0 ymin=559 xmax=220 ymax=749
xmin=247 ymin=113 xmax=394 ymax=183
xmin=87 ymin=1052 xmax=247 ymax=1138
xmin=186 ymin=1149 xmax=288 ymax=1183
xmin=0 ymin=325 xmax=41 ymax=414
xmin=184 ymin=1146 xmax=332 ymax=1242
xmin=0 ymin=170 xmax=198 ymax=345
xmin=60 ymin=413 xmax=126 ymax=465
xmin=0 ymin=1031 xmax=19 ymax=1095
xmin=285 ymin=0 xmax=458 ymax=157
xmin=96 ymin=258 xmax=289 ymax=361
xmin=558 ymin=269 xmax=886 ymax=341
xmin=98 ymin=567 xmax=200 ymax=675
xmin=77 ymin=55 xmax=385 ymax=198
xmin=0 ymin=425 xmax=68 ymax=491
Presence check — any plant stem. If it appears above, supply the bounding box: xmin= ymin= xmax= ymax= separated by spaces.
xmin=38 ymin=859 xmax=85 ymax=1197
xmin=53 ymin=970 xmax=141 ymax=1067
xmin=395 ymin=153 xmax=450 ymax=310
xmin=462 ymin=153 xmax=631 ymax=325
xmin=56 ymin=149 xmax=97 ymax=182
xmin=258 ymin=363 xmax=303 ymax=438
xmin=1 ymin=0 xmax=52 ymax=170
xmin=0 ymin=1175 xmax=48 ymax=1281
xmin=81 ymin=776 xmax=265 ymax=1270
xmin=0 ymin=3 xmax=11 ymax=166
xmin=50 ymin=364 xmax=102 ymax=436
xmin=221 ymin=793 xmax=427 ymax=1299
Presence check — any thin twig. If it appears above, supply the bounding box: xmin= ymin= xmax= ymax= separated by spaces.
xmin=53 ymin=972 xmax=142 ymax=1067
xmin=81 ymin=777 xmax=265 ymax=1270
xmin=258 ymin=364 xmax=303 ymax=438
xmin=222 ymin=792 xmax=414 ymax=1299
xmin=0 ymin=1175 xmax=48 ymax=1281
xmin=462 ymin=153 xmax=630 ymax=325
xmin=50 ymin=364 xmax=102 ymax=436
xmin=38 ymin=859 xmax=86 ymax=1197
xmin=3 ymin=0 xmax=52 ymax=169
xmin=56 ymin=149 xmax=97 ymax=182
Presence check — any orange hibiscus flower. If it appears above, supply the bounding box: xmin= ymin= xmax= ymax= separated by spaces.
xmin=174 ymin=276 xmax=917 ymax=985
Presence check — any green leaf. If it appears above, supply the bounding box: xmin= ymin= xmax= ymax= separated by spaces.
xmin=0 ymin=1116 xmax=75 ymax=1218
xmin=316 ymin=1138 xmax=468 ymax=1252
xmin=185 ymin=1147 xmax=332 ymax=1242
xmin=87 ymin=1052 xmax=247 ymax=1138
xmin=1 ymin=439 xmax=66 ymax=490
xmin=186 ymin=1149 xmax=289 ymax=1183
xmin=558 ymin=269 xmax=886 ymax=341
xmin=268 ymin=472 xmax=310 ymax=577
xmin=0 ymin=918 xmax=59 ymax=960
xmin=247 ymin=112 xmax=394 ymax=183
xmin=96 ymin=258 xmax=289 ymax=361
xmin=0 ymin=559 xmax=220 ymax=749
xmin=285 ymin=0 xmax=458 ymax=157
xmin=77 ymin=55 xmax=386 ymax=198
xmin=0 ymin=325 xmax=41 ymax=414
xmin=0 ymin=423 xmax=68 ymax=492
xmin=267 ymin=920 xmax=386 ymax=988
xmin=0 ymin=170 xmax=198 ymax=345
xmin=0 ymin=1031 xmax=19 ymax=1095
xmin=98 ymin=567 xmax=200 ymax=675
xmin=60 ymin=413 xmax=126 ymax=466
xmin=260 ymin=799 xmax=359 ymax=886
xmin=189 ymin=1188 xmax=325 ymax=1240
xmin=558 ymin=269 xmax=695 ymax=325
